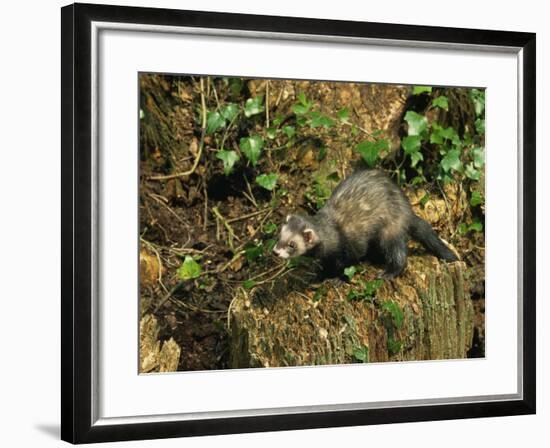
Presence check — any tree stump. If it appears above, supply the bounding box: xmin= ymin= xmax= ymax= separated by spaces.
xmin=229 ymin=257 xmax=474 ymax=368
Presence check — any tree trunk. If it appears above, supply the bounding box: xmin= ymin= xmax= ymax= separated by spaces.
xmin=230 ymin=257 xmax=474 ymax=368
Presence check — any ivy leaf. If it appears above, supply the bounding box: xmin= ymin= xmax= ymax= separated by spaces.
xmin=470 ymin=88 xmax=485 ymax=116
xmin=264 ymin=239 xmax=277 ymax=254
xmin=240 ymin=135 xmax=264 ymax=166
xmin=206 ymin=111 xmax=225 ymax=135
xmin=292 ymin=103 xmax=310 ymax=115
xmin=356 ymin=139 xmax=389 ymax=167
xmin=177 ymin=256 xmax=202 ymax=280
xmin=216 ymin=149 xmax=240 ymax=175
xmin=297 ymin=92 xmax=309 ymax=105
xmin=475 ymin=118 xmax=485 ymax=134
xmin=464 ymin=162 xmax=481 ymax=181
xmin=266 ymin=127 xmax=278 ymax=139
xmin=352 ymin=345 xmax=369 ymax=363
xmin=404 ymin=111 xmax=428 ymax=136
xmin=401 ymin=135 xmax=422 ymax=154
xmin=292 ymin=94 xmax=311 ymax=115
xmin=228 ymin=78 xmax=243 ymax=96
xmin=337 ymin=107 xmax=350 ymax=123
xmin=412 ymin=86 xmax=432 ymax=95
xmin=255 ymin=173 xmax=278 ymax=191
xmin=440 ymin=149 xmax=462 ymax=173
xmin=430 ymin=124 xmax=460 ymax=145
xmin=469 ymin=220 xmax=483 ymax=232
xmin=381 ymin=300 xmax=404 ymax=329
xmin=363 ymin=279 xmax=383 ymax=298
xmin=472 ymin=147 xmax=485 ymax=168
xmin=244 ymin=95 xmax=264 ymax=117
xmin=470 ymin=191 xmax=484 ymax=207
xmin=283 ymin=125 xmax=296 ymax=139
xmin=432 ymin=95 xmax=449 ymax=111
xmin=343 ymin=266 xmax=357 ymax=280
xmin=309 ymin=112 xmax=334 ymax=128
xmin=262 ymin=221 xmax=277 ymax=234
xmin=221 ymin=103 xmax=239 ymax=122
xmin=245 ymin=243 xmax=263 ymax=263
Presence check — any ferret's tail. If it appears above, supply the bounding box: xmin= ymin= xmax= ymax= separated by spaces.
xmin=409 ymin=215 xmax=458 ymax=261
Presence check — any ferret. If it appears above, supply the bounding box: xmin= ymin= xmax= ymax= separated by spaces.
xmin=273 ymin=169 xmax=458 ymax=279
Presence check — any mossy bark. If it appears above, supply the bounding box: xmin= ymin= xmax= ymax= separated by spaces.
xmin=230 ymin=257 xmax=474 ymax=368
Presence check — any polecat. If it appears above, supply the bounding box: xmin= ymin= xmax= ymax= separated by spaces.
xmin=273 ymin=169 xmax=458 ymax=279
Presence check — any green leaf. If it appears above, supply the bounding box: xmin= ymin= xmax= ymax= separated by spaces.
xmin=343 ymin=266 xmax=357 ymax=280
xmin=255 ymin=173 xmax=278 ymax=191
xmin=336 ymin=107 xmax=350 ymax=122
xmin=243 ymin=279 xmax=257 ymax=290
xmin=266 ymin=127 xmax=278 ymax=139
xmin=264 ymin=238 xmax=277 ymax=254
xmin=221 ymin=103 xmax=239 ymax=122
xmin=382 ymin=300 xmax=404 ymax=329
xmin=244 ymin=95 xmax=264 ymax=117
xmin=363 ymin=279 xmax=383 ymax=297
xmin=412 ymin=86 xmax=432 ymax=95
xmin=352 ymin=345 xmax=369 ymax=363
xmin=464 ymin=162 xmax=481 ymax=181
xmin=228 ymin=78 xmax=244 ymax=96
xmin=297 ymin=92 xmax=309 ymax=106
xmin=401 ymin=135 xmax=422 ymax=154
xmin=356 ymin=139 xmax=389 ymax=167
xmin=410 ymin=151 xmax=424 ymax=168
xmin=470 ymin=191 xmax=484 ymax=207
xmin=404 ymin=111 xmax=428 ymax=136
xmin=475 ymin=118 xmax=485 ymax=134
xmin=309 ymin=112 xmax=334 ymax=128
xmin=432 ymin=95 xmax=449 ymax=111
xmin=206 ymin=111 xmax=225 ymax=135
xmin=387 ymin=337 xmax=402 ymax=356
xmin=262 ymin=221 xmax=277 ymax=234
xmin=470 ymin=88 xmax=485 ymax=116
xmin=216 ymin=149 xmax=240 ymax=175
xmin=139 ymin=109 xmax=144 ymax=120
xmin=283 ymin=125 xmax=295 ymax=139
xmin=471 ymin=147 xmax=485 ymax=168
xmin=177 ymin=256 xmax=202 ymax=280
xmin=458 ymin=223 xmax=469 ymax=235
xmin=245 ymin=244 xmax=263 ymax=263
xmin=430 ymin=123 xmax=461 ymax=147
xmin=469 ymin=220 xmax=483 ymax=232
xmin=420 ymin=192 xmax=430 ymax=207
xmin=292 ymin=103 xmax=310 ymax=115
xmin=440 ymin=148 xmax=462 ymax=173
xmin=240 ymin=135 xmax=264 ymax=166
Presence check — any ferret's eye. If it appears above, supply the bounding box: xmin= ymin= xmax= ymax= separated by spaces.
xmin=288 ymin=241 xmax=296 ymax=249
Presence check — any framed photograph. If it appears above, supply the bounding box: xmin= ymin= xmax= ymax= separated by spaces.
xmin=61 ymin=2 xmax=536 ymax=444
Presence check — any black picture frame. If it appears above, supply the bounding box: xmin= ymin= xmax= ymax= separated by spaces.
xmin=61 ymin=2 xmax=536 ymax=444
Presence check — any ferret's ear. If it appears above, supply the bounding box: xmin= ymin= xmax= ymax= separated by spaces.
xmin=302 ymin=228 xmax=319 ymax=246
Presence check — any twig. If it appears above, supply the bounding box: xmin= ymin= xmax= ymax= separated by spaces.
xmin=148 ymin=78 xmax=207 ymax=181
xmin=225 ymin=207 xmax=271 ymax=224
xmin=243 ymin=175 xmax=258 ymax=208
xmin=212 ymin=206 xmax=240 ymax=249
xmin=170 ymin=297 xmax=225 ymax=315
xmin=275 ymin=85 xmax=284 ymax=107
xmin=147 ymin=193 xmax=190 ymax=228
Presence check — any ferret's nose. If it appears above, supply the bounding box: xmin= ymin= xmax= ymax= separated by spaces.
xmin=272 ymin=247 xmax=280 ymax=256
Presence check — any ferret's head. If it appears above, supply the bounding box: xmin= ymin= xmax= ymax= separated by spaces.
xmin=273 ymin=214 xmax=319 ymax=259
